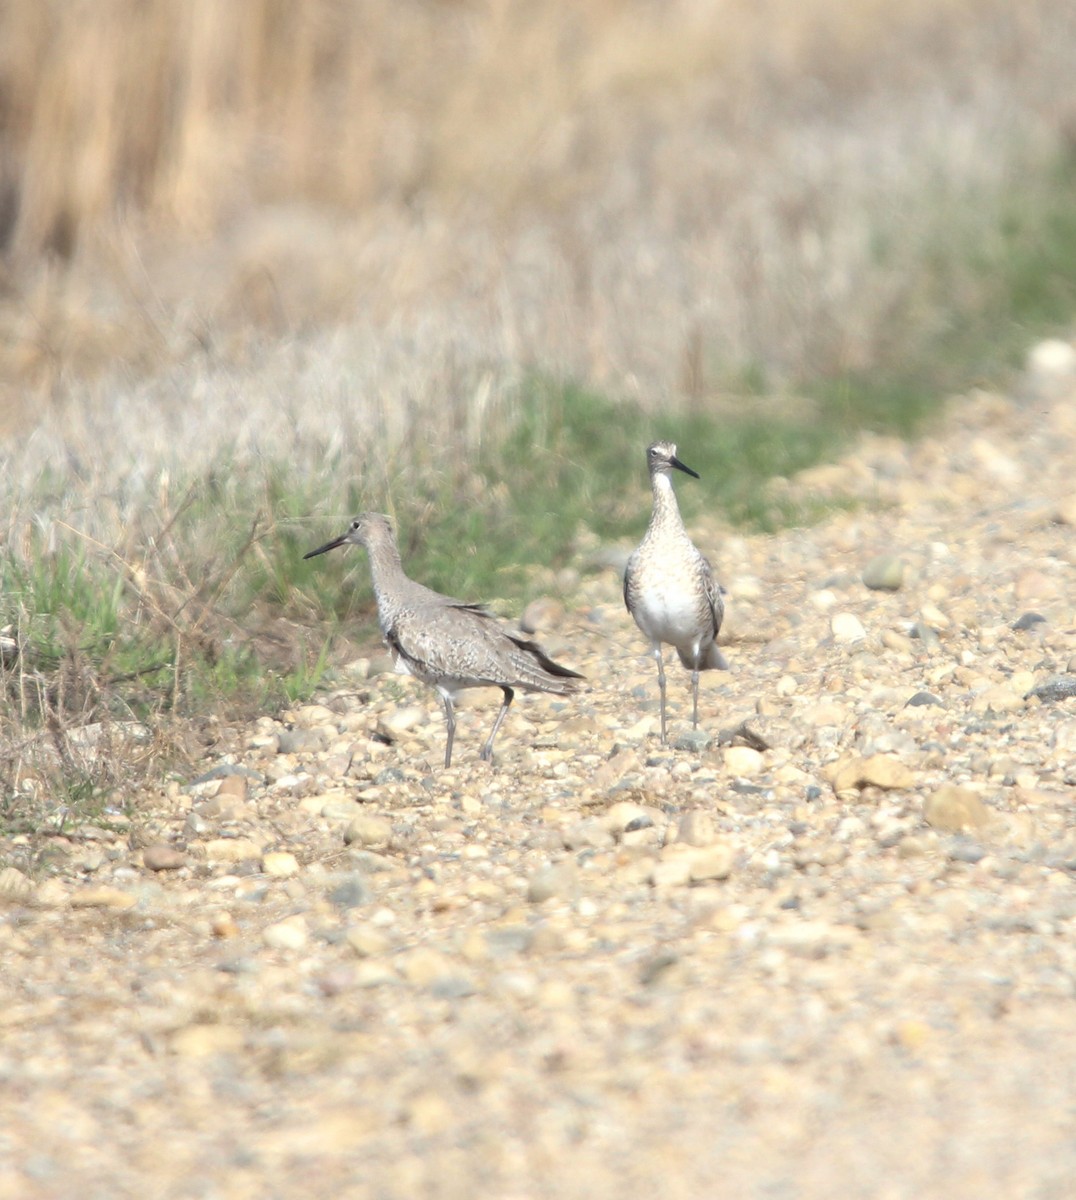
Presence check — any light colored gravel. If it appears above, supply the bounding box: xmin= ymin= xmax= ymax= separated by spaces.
xmin=2 ymin=367 xmax=1076 ymax=1198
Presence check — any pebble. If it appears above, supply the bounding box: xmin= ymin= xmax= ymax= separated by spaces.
xmin=650 ymin=855 xmax=694 ymax=889
xmin=971 ymin=685 xmax=1025 ymax=715
xmin=947 ymin=839 xmax=986 ymax=864
xmin=170 ymin=1024 xmax=245 ymax=1059
xmin=293 ymin=703 xmax=337 ymax=728
xmin=802 ymin=701 xmax=850 ymax=727
xmin=0 ymin=866 xmax=33 ymax=897
xmin=723 ymin=746 xmax=763 ymax=777
xmin=911 ymin=621 xmax=942 ymax=650
xmin=142 ymin=843 xmax=186 ymax=872
xmin=69 ymin=887 xmax=137 ymax=910
xmin=688 ymin=843 xmax=735 ymax=882
xmin=923 ymin=785 xmax=991 ymax=833
xmin=262 ymin=851 xmax=301 ymax=878
xmin=346 ymin=926 xmax=391 ymax=958
xmin=676 ymin=810 xmax=716 ymax=847
xmin=263 ymin=916 xmax=309 ymax=951
xmin=1027 ymin=676 xmax=1076 ymax=704
xmin=527 ymin=861 xmax=579 ymax=904
xmin=862 ymin=555 xmax=904 ymax=590
xmin=211 ymin=911 xmax=240 ymax=938
xmin=216 ymin=775 xmax=250 ymax=801
xmin=204 ymin=838 xmax=264 ymax=863
xmin=1052 ymin=720 xmax=1076 ymax=752
xmin=672 ymin=729 xmax=712 ymax=752
xmin=378 ymin=707 xmax=426 ymax=736
xmin=825 ymin=753 xmax=916 ymax=793
xmin=563 ymin=820 xmax=615 ymax=851
xmin=831 ymin=612 xmax=866 ymax=644
xmin=603 ymin=801 xmax=654 ymax=834
xmin=344 ymin=815 xmax=394 ymax=849
xmin=277 ymin=728 xmax=325 ymax=755
xmin=327 ymin=874 xmax=371 ymax=909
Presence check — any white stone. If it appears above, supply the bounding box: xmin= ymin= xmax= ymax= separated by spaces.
xmin=831 ymin=612 xmax=866 ymax=644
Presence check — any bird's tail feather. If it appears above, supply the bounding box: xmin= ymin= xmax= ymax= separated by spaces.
xmin=677 ymin=643 xmax=729 ymax=671
xmin=509 ymin=635 xmax=585 ymax=693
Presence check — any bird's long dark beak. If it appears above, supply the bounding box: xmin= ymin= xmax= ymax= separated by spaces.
xmin=303 ymin=531 xmax=349 ymax=560
xmin=670 ymin=454 xmax=700 ymax=479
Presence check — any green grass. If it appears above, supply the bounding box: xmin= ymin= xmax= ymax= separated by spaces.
xmin=809 ymin=152 xmax=1076 ymax=426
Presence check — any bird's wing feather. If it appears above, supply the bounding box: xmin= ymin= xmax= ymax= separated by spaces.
xmin=386 ymin=602 xmax=582 ymax=692
xmin=700 ymin=555 xmax=724 ymax=639
xmin=622 ymin=551 xmax=638 ymax=613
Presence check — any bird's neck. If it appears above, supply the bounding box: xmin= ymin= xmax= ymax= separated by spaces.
xmin=365 ymin=539 xmax=407 ymax=605
xmin=648 ymin=471 xmax=684 ymax=531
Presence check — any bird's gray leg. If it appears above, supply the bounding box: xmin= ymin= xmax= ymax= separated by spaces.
xmin=438 ymin=692 xmax=456 ymax=768
xmin=691 ymin=667 xmax=700 ymax=729
xmin=653 ymin=644 xmax=667 ymax=744
xmin=481 ymin=687 xmax=514 ymax=763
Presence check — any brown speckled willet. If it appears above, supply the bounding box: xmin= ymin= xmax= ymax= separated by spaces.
xmin=623 ymin=442 xmax=728 ymax=743
xmin=304 ymin=513 xmax=584 ymax=767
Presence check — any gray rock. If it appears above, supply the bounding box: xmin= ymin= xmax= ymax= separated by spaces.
xmin=1027 ymin=675 xmax=1076 ymax=703
xmin=911 ymin=621 xmax=942 ymax=650
xmin=142 ymin=844 xmax=186 ymax=872
xmin=277 ymin=727 xmax=326 ymax=755
xmin=673 ymin=729 xmax=712 ymax=752
xmin=1011 ymin=611 xmax=1047 ymax=632
xmin=526 ymin=860 xmax=579 ymax=904
xmin=676 ymin=810 xmax=716 ymax=847
xmin=947 ymin=839 xmax=986 ymax=864
xmin=329 ymin=874 xmax=371 ymax=909
xmin=563 ymin=820 xmax=615 ymax=851
xmin=862 ymin=555 xmax=905 ymax=591
xmin=185 ymin=763 xmax=263 ymax=788
xmin=638 ymin=952 xmax=680 ymax=986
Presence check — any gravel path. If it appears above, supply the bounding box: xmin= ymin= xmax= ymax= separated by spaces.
xmin=2 ymin=361 xmax=1076 ymax=1199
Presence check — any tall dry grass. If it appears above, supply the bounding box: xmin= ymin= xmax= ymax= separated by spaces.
xmin=4 ymin=0 xmax=1033 ymax=252
xmin=1 ymin=0 xmax=1073 ymax=408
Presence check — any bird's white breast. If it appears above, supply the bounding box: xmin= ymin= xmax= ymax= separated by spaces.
xmin=632 ymin=582 xmax=705 ymax=647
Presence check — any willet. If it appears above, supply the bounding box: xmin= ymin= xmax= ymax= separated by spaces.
xmin=623 ymin=442 xmax=728 ymax=743
xmin=304 ymin=513 xmax=584 ymax=767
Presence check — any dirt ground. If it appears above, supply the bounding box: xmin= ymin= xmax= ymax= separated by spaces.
xmin=2 ymin=358 xmax=1076 ymax=1199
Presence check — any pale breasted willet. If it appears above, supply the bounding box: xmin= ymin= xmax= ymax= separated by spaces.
xmin=304 ymin=513 xmax=584 ymax=767
xmin=623 ymin=442 xmax=728 ymax=743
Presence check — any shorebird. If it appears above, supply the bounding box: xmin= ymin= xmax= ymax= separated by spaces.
xmin=623 ymin=441 xmax=728 ymax=743
xmin=304 ymin=513 xmax=584 ymax=767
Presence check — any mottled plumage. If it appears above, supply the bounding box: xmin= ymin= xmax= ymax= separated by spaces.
xmin=623 ymin=442 xmax=728 ymax=743
xmin=304 ymin=513 xmax=583 ymax=767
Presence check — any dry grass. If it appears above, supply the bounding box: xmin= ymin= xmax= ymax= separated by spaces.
xmin=1 ymin=0 xmax=1073 ymax=412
